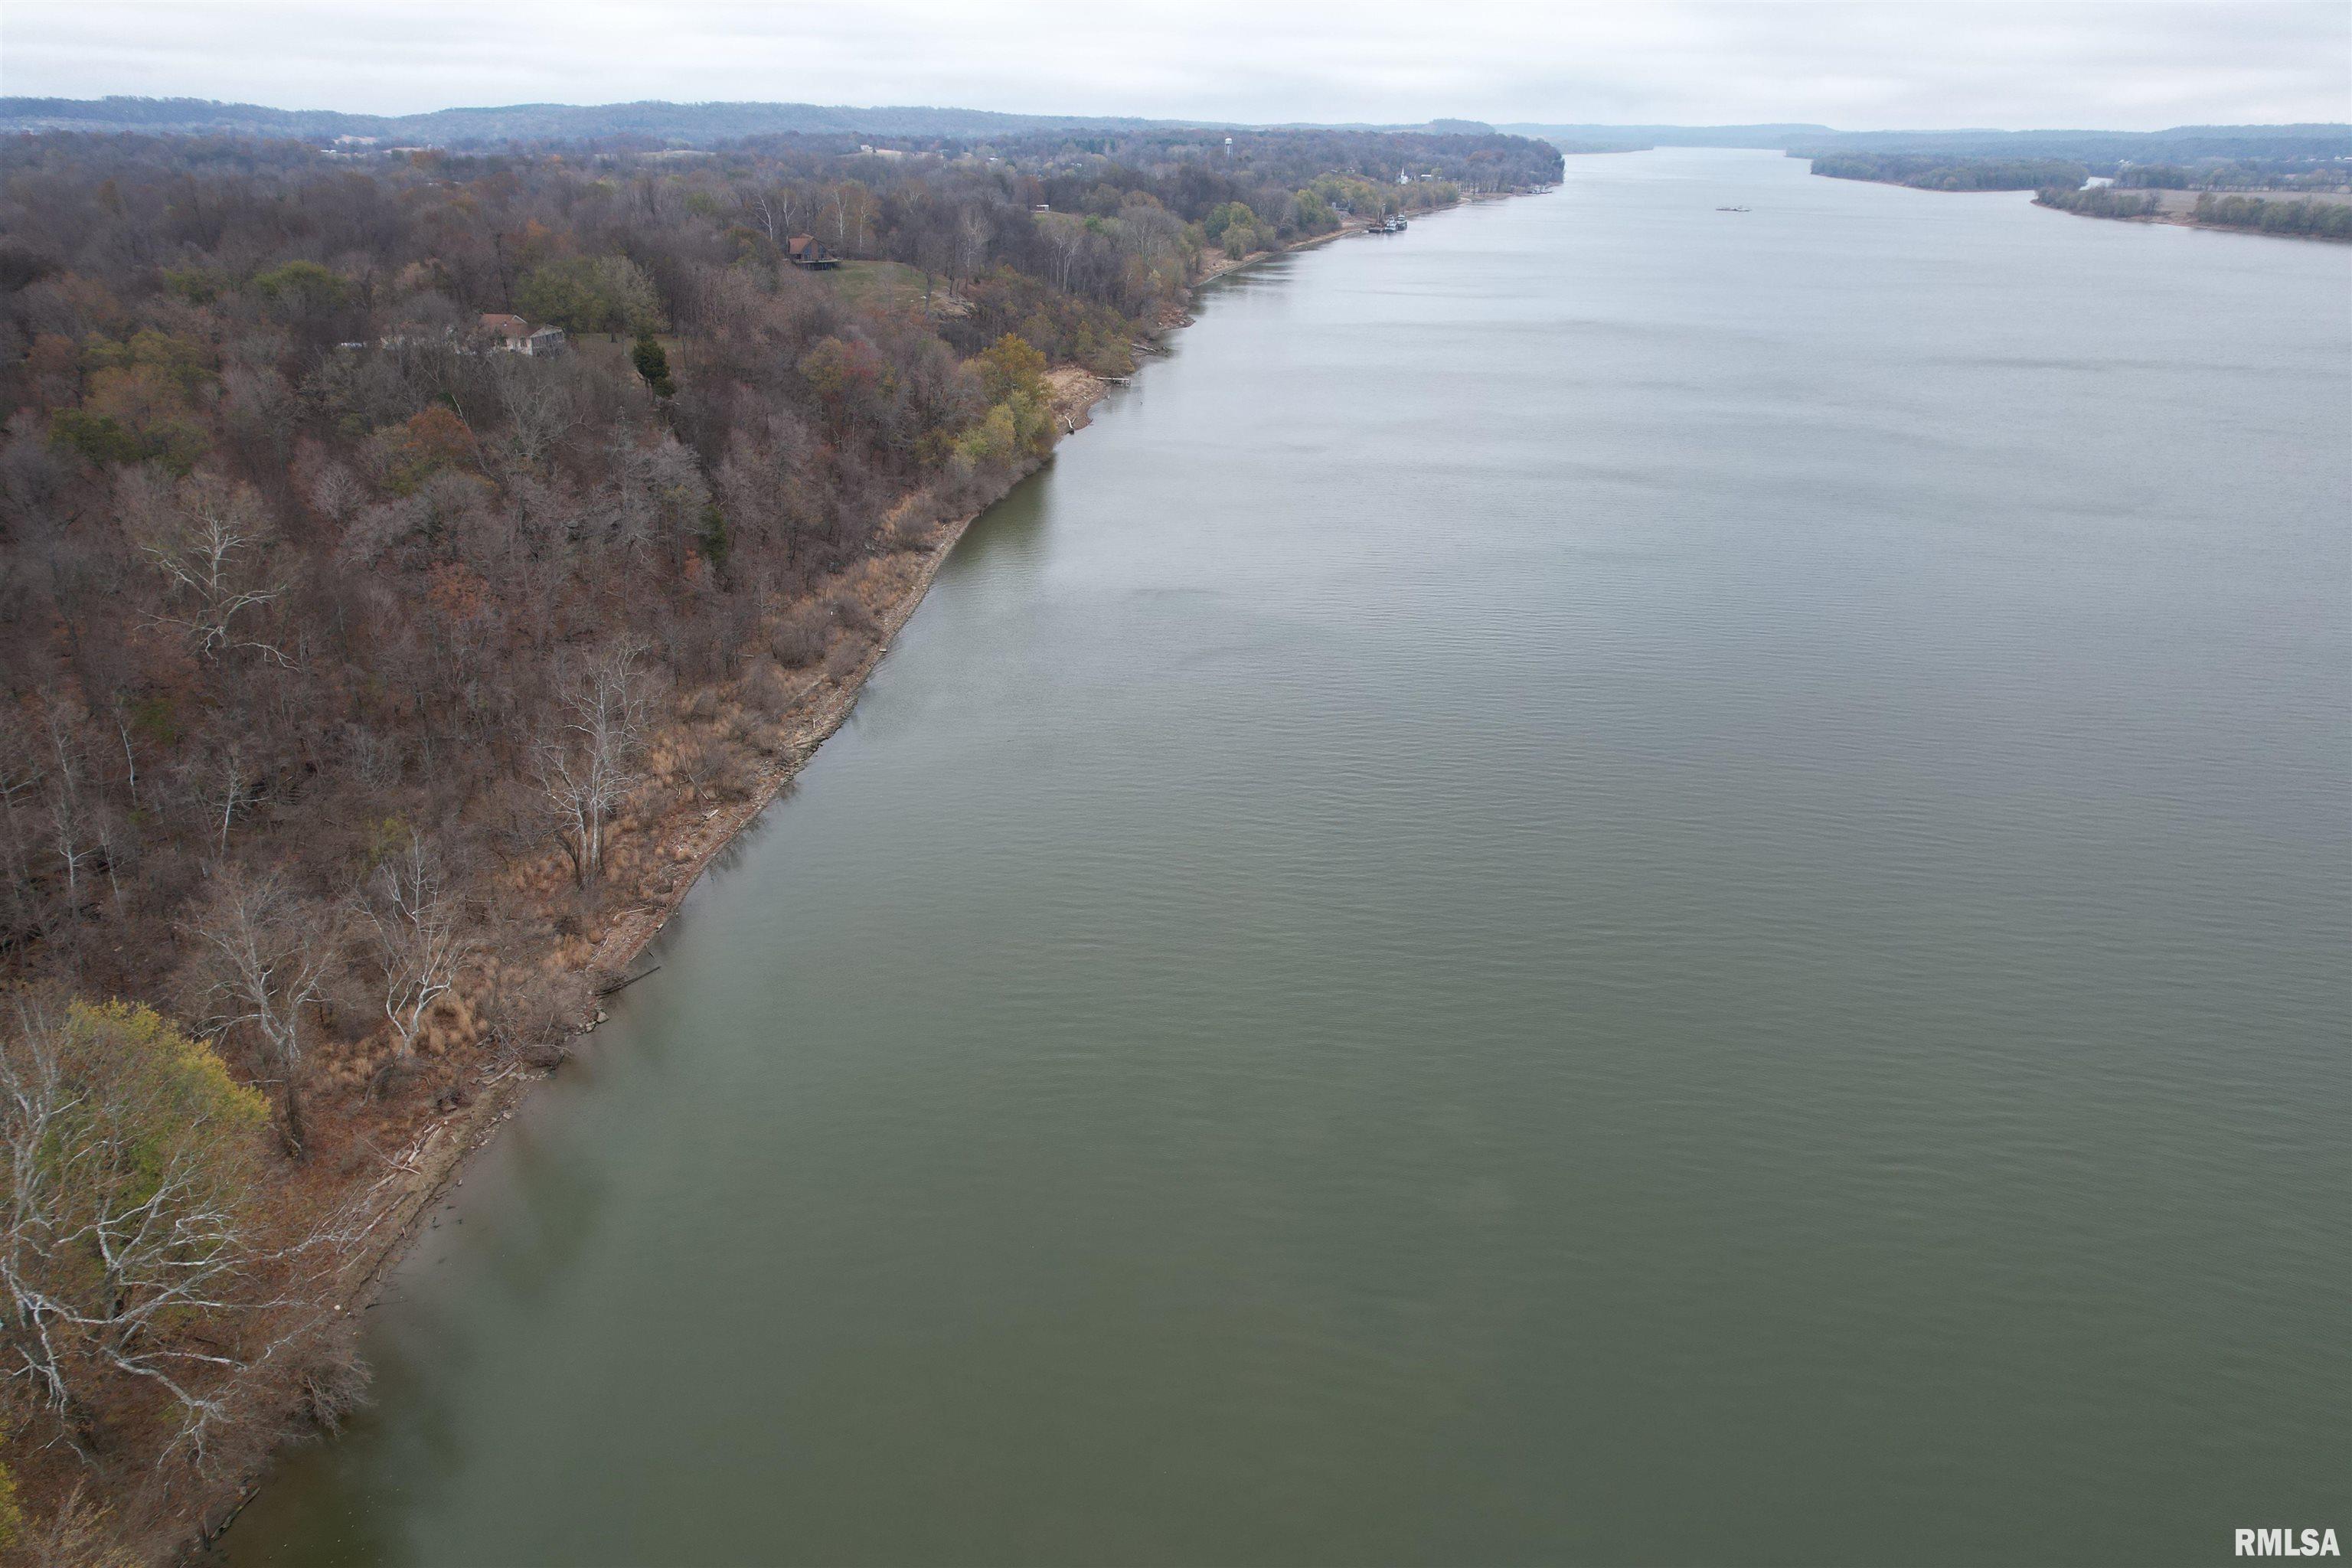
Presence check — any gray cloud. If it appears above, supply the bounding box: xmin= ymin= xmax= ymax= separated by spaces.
xmin=3 ymin=1 xmax=2344 ymax=129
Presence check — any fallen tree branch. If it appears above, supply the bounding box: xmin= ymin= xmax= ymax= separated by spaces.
xmin=596 ymin=965 xmax=660 ymax=997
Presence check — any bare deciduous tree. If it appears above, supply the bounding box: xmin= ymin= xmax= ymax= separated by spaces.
xmin=488 ymin=351 xmax=580 ymax=468
xmin=1038 ymin=213 xmax=1089 ymax=292
xmin=672 ymin=730 xmax=741 ymax=805
xmin=353 ymin=829 xmax=473 ymax=1059
xmin=41 ymin=701 xmax=96 ymax=909
xmin=957 ymin=209 xmax=992 ymax=283
xmin=132 ymin=478 xmax=289 ymax=667
xmin=746 ymin=184 xmax=799 ymax=246
xmin=535 ymin=644 xmax=651 ymax=886
xmin=207 ymin=740 xmax=247 ymax=856
xmin=306 ymin=457 xmax=366 ymax=526
xmin=185 ymin=871 xmax=335 ymax=1158
xmin=827 ymin=180 xmax=874 ymax=254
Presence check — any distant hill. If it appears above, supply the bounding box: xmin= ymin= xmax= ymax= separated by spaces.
xmin=1795 ymin=124 xmax=2352 ymax=162
xmin=0 ymin=97 xmax=1525 ymax=147
xmin=1504 ymin=121 xmax=2352 ymax=162
xmin=11 ymin=100 xmax=2340 ymax=166
xmin=1498 ymin=122 xmax=1834 ymax=150
xmin=0 ymin=95 xmax=1222 ymax=145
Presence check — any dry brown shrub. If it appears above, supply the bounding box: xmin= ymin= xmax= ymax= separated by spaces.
xmin=414 ymin=992 xmax=482 ymax=1057
xmin=827 ymin=589 xmax=879 ymax=639
xmin=482 ymin=967 xmax=591 ymax=1060
xmin=676 ymin=731 xmax=753 ymax=802
xmin=737 ymin=659 xmax=798 ymax=720
xmin=884 ymin=495 xmax=938 ymax=551
xmin=13 ymin=1483 xmax=144 ymax=1568
xmin=720 ymin=705 xmax=765 ymax=749
xmin=315 ymin=1044 xmax=383 ymax=1099
xmin=769 ymin=602 xmax=830 ymax=668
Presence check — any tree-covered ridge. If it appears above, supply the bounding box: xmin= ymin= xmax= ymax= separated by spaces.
xmin=1506 ymin=122 xmax=2352 ymax=167
xmin=1791 ymin=124 xmax=2352 ymax=163
xmin=0 ymin=123 xmax=1556 ymax=1553
xmin=2032 ymin=185 xmax=2164 ymax=220
xmin=2034 ymin=183 xmax=2352 ymax=239
xmin=1803 ymin=139 xmax=2350 ymax=208
xmin=0 ymin=96 xmax=1219 ymax=145
xmin=1808 ymin=153 xmax=2091 ymax=191
xmin=2109 ymin=161 xmax=2352 ymax=192
xmin=0 ymin=96 xmax=1559 ymax=155
xmin=2183 ymin=191 xmax=2352 ymax=237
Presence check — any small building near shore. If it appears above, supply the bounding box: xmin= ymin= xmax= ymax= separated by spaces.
xmin=479 ymin=313 xmax=567 ymax=354
xmin=786 ymin=235 xmax=841 ymax=270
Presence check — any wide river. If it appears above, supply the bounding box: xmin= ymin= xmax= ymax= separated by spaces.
xmin=220 ymin=149 xmax=2348 ymax=1566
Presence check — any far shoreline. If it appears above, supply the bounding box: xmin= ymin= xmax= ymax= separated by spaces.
xmin=2033 ymin=196 xmax=2352 ymax=243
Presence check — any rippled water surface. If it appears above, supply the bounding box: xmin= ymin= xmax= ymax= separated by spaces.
xmin=220 ymin=149 xmax=2350 ymax=1566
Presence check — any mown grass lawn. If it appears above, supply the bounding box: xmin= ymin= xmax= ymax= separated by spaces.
xmin=826 ymin=260 xmax=962 ymax=316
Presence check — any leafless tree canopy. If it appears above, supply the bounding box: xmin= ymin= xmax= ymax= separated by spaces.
xmin=354 ymin=828 xmax=475 ymax=1060
xmin=185 ymin=869 xmax=335 ymax=1155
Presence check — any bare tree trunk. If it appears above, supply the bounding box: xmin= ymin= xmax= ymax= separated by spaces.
xmin=188 ymin=870 xmax=337 ymax=1161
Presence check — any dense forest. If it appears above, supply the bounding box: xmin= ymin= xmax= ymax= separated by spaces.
xmin=1807 ymin=140 xmax=2352 ymax=223
xmin=2180 ymin=191 xmax=2352 ymax=238
xmin=0 ymin=124 xmax=1563 ymax=1558
xmin=2031 ymin=185 xmax=2164 ymax=220
xmin=2034 ymin=183 xmax=2352 ymax=239
xmin=1782 ymin=128 xmax=2350 ymax=198
xmin=1805 ymin=152 xmax=2089 ymax=191
xmin=2110 ymin=159 xmax=2352 ymax=191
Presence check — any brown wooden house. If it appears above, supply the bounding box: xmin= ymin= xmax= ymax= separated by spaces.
xmin=786 ymin=235 xmax=841 ymax=270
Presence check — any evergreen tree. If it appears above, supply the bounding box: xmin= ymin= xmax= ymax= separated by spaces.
xmin=632 ymin=331 xmax=675 ymax=397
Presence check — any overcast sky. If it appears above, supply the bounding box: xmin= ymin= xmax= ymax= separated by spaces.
xmin=3 ymin=1 xmax=2345 ymax=131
